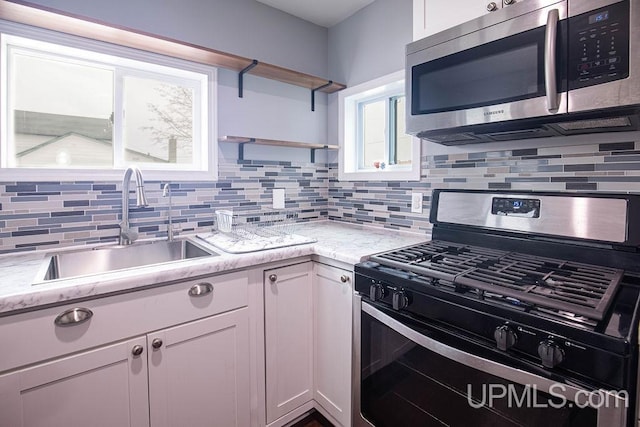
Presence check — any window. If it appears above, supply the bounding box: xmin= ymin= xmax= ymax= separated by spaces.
xmin=339 ymin=70 xmax=420 ymax=181
xmin=0 ymin=25 xmax=216 ymax=180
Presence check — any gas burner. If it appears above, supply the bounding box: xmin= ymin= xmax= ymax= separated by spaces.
xmin=370 ymin=241 xmax=624 ymax=321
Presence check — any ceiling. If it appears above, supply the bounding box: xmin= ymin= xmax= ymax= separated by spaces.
xmin=255 ymin=0 xmax=375 ymax=27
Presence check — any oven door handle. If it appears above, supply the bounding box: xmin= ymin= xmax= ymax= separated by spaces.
xmin=360 ymin=300 xmax=627 ymax=426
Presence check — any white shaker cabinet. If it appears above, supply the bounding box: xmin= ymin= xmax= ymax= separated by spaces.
xmin=148 ymin=308 xmax=251 ymax=427
xmin=413 ymin=0 xmax=527 ymax=40
xmin=0 ymin=309 xmax=251 ymax=427
xmin=0 ymin=337 xmax=149 ymax=427
xmin=264 ymin=261 xmax=314 ymax=424
xmin=0 ymin=270 xmax=255 ymax=427
xmin=313 ymin=262 xmax=353 ymax=427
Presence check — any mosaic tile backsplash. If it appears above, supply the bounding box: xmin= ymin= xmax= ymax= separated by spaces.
xmin=0 ymin=159 xmax=329 ymax=253
xmin=327 ymin=140 xmax=640 ymax=233
xmin=1 ymin=140 xmax=639 ymax=253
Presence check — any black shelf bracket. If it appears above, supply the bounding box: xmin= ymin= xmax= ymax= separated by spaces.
xmin=238 ymin=60 xmax=259 ymax=98
xmin=310 ymin=145 xmax=330 ymax=163
xmin=237 ymin=138 xmax=255 ymax=161
xmin=311 ymin=81 xmax=333 ymax=111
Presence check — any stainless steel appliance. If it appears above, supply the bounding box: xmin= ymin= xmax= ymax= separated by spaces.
xmin=353 ymin=190 xmax=640 ymax=426
xmin=406 ymin=0 xmax=640 ymax=144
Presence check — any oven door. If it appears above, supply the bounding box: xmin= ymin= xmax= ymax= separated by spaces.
xmin=352 ymin=295 xmax=629 ymax=427
xmin=406 ymin=0 xmax=568 ymax=135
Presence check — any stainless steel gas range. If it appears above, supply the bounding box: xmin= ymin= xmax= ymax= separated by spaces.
xmin=353 ymin=189 xmax=640 ymax=427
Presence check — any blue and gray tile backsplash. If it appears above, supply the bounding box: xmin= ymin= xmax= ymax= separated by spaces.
xmin=0 ymin=158 xmax=328 ymax=253
xmin=1 ymin=139 xmax=639 ymax=253
xmin=328 ymin=140 xmax=640 ymax=232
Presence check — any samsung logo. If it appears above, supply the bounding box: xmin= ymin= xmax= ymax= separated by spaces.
xmin=485 ymin=110 xmax=505 ymax=116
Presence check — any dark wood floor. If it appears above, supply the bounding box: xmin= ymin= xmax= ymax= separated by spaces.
xmin=290 ymin=410 xmax=334 ymax=427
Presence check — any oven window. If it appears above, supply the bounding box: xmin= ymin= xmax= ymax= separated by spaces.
xmin=411 ymin=23 xmax=566 ymax=115
xmin=360 ymin=310 xmax=598 ymax=426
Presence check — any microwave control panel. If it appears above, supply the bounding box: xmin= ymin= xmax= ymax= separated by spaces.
xmin=568 ymin=0 xmax=629 ymax=90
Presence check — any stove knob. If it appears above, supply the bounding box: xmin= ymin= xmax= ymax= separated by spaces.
xmin=392 ymin=290 xmax=409 ymax=310
xmin=494 ymin=325 xmax=517 ymax=351
xmin=537 ymin=340 xmax=565 ymax=368
xmin=369 ymin=283 xmax=386 ymax=302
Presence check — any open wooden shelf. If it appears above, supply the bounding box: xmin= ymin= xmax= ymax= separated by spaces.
xmin=221 ymin=136 xmax=339 ymax=150
xmin=0 ymin=0 xmax=346 ymax=94
xmin=220 ymin=136 xmax=338 ymax=162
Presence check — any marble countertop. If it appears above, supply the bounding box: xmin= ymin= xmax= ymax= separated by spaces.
xmin=0 ymin=221 xmax=429 ymax=315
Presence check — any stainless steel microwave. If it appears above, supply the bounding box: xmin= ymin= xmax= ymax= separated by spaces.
xmin=406 ymin=0 xmax=640 ymax=145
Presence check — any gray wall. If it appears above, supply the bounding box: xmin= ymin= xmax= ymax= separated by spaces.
xmin=326 ymin=0 xmax=412 ymax=156
xmin=26 ymin=0 xmax=331 ymax=151
xmin=27 ymin=0 xmax=328 ymax=77
xmin=328 ymin=0 xmax=412 ymax=87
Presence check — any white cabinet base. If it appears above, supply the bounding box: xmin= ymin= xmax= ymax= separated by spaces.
xmin=313 ymin=263 xmax=353 ymax=426
xmin=0 ymin=337 xmax=149 ymax=427
xmin=148 ymin=308 xmax=251 ymax=427
xmin=264 ymin=262 xmax=314 ymax=424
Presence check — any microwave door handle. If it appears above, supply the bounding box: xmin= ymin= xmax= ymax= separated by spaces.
xmin=545 ymin=8 xmax=560 ymax=111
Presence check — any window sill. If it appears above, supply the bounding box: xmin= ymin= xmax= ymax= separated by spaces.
xmin=0 ymin=168 xmax=218 ymax=182
xmin=338 ymin=166 xmax=421 ymax=182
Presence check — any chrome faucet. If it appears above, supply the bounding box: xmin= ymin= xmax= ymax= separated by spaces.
xmin=163 ymin=183 xmax=174 ymax=242
xmin=119 ymin=166 xmax=148 ymax=245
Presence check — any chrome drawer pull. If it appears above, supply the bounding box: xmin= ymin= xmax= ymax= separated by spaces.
xmin=188 ymin=282 xmax=214 ymax=297
xmin=54 ymin=307 xmax=93 ymax=326
xmin=340 ymin=275 xmax=349 ymax=283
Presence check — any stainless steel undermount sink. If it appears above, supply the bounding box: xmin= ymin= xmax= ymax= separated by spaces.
xmin=35 ymin=239 xmax=219 ymax=283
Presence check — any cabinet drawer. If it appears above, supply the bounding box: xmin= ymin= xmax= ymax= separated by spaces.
xmin=0 ymin=270 xmax=249 ymax=373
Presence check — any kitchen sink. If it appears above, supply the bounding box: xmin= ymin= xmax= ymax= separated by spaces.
xmin=35 ymin=239 xmax=219 ymax=283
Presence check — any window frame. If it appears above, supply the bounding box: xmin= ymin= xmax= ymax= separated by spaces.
xmin=338 ymin=70 xmax=421 ymax=182
xmin=0 ymin=21 xmax=217 ymax=181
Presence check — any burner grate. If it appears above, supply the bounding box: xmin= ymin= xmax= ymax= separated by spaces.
xmin=370 ymin=241 xmax=624 ymax=320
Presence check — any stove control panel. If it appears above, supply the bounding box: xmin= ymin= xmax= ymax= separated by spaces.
xmin=369 ymin=283 xmax=386 ymax=301
xmin=357 ymin=274 xmax=412 ymax=311
xmin=494 ymin=325 xmax=518 ymax=351
xmin=390 ymin=287 xmax=409 ymax=311
xmin=537 ymin=340 xmax=565 ymax=368
xmin=491 ymin=197 xmax=540 ymax=218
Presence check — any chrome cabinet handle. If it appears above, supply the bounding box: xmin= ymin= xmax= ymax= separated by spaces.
xmin=545 ymin=8 xmax=560 ymax=111
xmin=132 ymin=345 xmax=144 ymax=356
xmin=486 ymin=2 xmax=498 ymax=11
xmin=54 ymin=307 xmax=93 ymax=326
xmin=340 ymin=275 xmax=349 ymax=283
xmin=188 ymin=282 xmax=213 ymax=297
xmin=503 ymin=0 xmax=516 ymax=5
xmin=269 ymin=274 xmax=277 ymax=282
xmin=152 ymin=338 xmax=163 ymax=349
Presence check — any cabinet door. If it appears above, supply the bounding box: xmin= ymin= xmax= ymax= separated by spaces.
xmin=313 ymin=263 xmax=353 ymax=427
xmin=148 ymin=308 xmax=251 ymax=427
xmin=413 ymin=0 xmax=493 ymax=40
xmin=0 ymin=336 xmax=149 ymax=427
xmin=414 ymin=0 xmax=528 ymax=40
xmin=264 ymin=262 xmax=313 ymax=423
